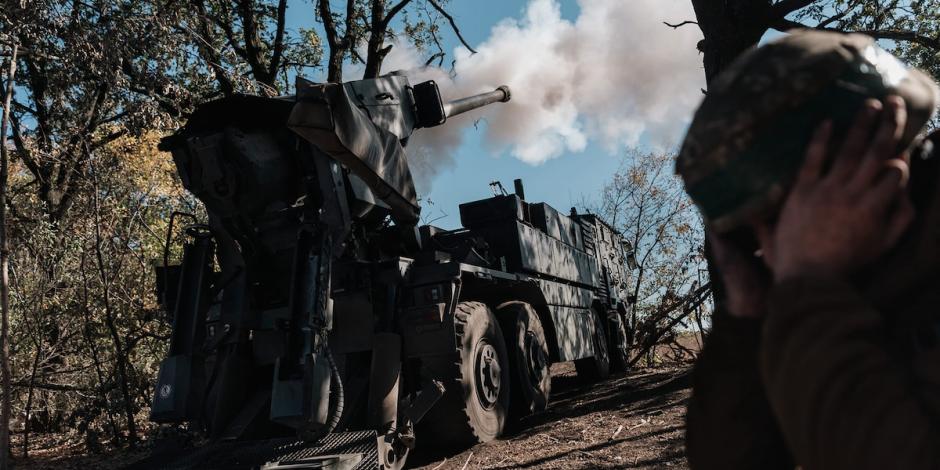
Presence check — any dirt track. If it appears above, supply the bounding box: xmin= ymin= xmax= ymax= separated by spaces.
xmin=408 ymin=363 xmax=691 ymax=469
xmin=17 ymin=363 xmax=692 ymax=469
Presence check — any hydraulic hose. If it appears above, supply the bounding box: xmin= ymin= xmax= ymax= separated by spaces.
xmin=324 ymin=346 xmax=344 ymax=433
xmin=299 ymin=345 xmax=344 ymax=443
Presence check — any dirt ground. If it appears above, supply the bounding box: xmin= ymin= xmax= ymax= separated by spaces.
xmin=15 ymin=363 xmax=692 ymax=469
xmin=10 ymin=435 xmax=152 ymax=469
xmin=407 ymin=363 xmax=691 ymax=470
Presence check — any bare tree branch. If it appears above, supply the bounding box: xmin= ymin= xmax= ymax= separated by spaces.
xmin=10 ymin=379 xmax=115 ymax=394
xmin=850 ymin=29 xmax=940 ymax=50
xmin=344 ymin=0 xmax=358 ymax=46
xmin=319 ymin=0 xmax=346 ymax=82
xmin=268 ymin=0 xmax=289 ymax=80
xmin=318 ymin=0 xmax=340 ymax=50
xmin=425 ymin=51 xmax=445 ymax=67
xmin=7 ymin=113 xmax=42 ymax=183
xmin=0 ymin=42 xmax=16 ymax=470
xmin=629 ymin=282 xmax=712 ymax=366
xmin=664 ymin=20 xmax=698 ymax=29
xmin=237 ymin=0 xmax=274 ymax=86
xmin=771 ymin=17 xmax=940 ymax=50
xmin=213 ymin=1 xmax=250 ymax=58
xmin=426 ymin=0 xmax=477 ymax=54
xmin=193 ymin=0 xmax=237 ymax=95
xmin=769 ymin=0 xmax=816 ymax=19
xmin=381 ymin=0 xmax=414 ymax=30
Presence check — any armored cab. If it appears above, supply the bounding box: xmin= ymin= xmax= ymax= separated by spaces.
xmin=141 ymin=73 xmax=632 ymax=470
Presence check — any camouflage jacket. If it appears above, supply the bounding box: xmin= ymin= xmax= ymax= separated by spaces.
xmin=686 ymin=131 xmax=940 ymax=469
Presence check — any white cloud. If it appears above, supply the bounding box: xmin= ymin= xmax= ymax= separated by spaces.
xmin=383 ymin=0 xmax=705 ymax=190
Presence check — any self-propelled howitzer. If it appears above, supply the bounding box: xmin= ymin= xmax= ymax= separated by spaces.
xmin=142 ymin=74 xmax=632 ymax=470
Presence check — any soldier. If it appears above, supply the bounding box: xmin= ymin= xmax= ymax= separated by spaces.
xmin=678 ymin=30 xmax=940 ymax=469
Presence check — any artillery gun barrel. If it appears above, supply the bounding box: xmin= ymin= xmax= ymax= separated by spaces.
xmin=443 ymin=86 xmax=511 ymax=118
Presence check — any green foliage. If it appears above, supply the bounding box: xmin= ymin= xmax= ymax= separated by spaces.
xmin=0 ymin=0 xmax=468 ymax=457
xmin=5 ymin=131 xmax=194 ymax=449
xmin=790 ymin=0 xmax=940 ymax=80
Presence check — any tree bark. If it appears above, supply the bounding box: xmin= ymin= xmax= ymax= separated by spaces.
xmin=363 ymin=0 xmax=415 ymax=79
xmin=267 ymin=0 xmax=289 ymax=83
xmin=237 ymin=0 xmax=276 ymax=88
xmin=689 ymin=0 xmax=774 ymax=323
xmin=193 ymin=0 xmax=237 ymax=96
xmin=690 ymin=0 xmax=772 ymax=85
xmin=22 ymin=342 xmax=41 ymax=458
xmin=90 ymin=169 xmax=137 ymax=446
xmin=363 ymin=0 xmax=390 ymax=79
xmin=0 ymin=43 xmax=18 ymax=470
xmin=79 ymin=252 xmax=120 ymax=444
xmin=318 ymin=0 xmax=346 ymax=83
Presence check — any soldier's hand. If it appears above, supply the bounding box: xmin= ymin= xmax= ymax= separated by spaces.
xmin=759 ymin=96 xmax=916 ymax=282
xmin=708 ymin=230 xmax=771 ymax=318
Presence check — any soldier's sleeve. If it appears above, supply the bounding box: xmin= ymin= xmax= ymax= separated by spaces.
xmin=686 ymin=311 xmax=794 ymax=469
xmin=762 ymin=276 xmax=939 ymax=469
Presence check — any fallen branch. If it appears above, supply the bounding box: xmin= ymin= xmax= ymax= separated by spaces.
xmin=10 ymin=380 xmax=104 ymax=393
xmin=610 ymin=424 xmax=624 ymax=440
xmin=629 ymin=282 xmax=712 ymax=366
xmin=460 ymin=451 xmax=474 ymax=470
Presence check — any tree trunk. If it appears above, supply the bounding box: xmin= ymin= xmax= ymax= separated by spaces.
xmin=690 ymin=0 xmax=773 ymax=322
xmin=691 ymin=0 xmax=772 ymax=85
xmin=0 ymin=43 xmax=19 ymax=470
xmin=22 ymin=343 xmax=42 ymax=458
xmin=91 ymin=174 xmax=137 ymax=446
xmin=318 ymin=0 xmax=347 ymax=83
xmin=79 ymin=252 xmax=120 ymax=444
xmin=327 ymin=48 xmax=345 ymax=83
xmin=363 ymin=0 xmax=389 ymax=79
xmin=102 ymin=295 xmax=136 ymax=446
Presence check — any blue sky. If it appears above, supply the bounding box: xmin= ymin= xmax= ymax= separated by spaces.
xmin=286 ymin=0 xmax=701 ymax=228
xmin=384 ymin=1 xmax=599 ymax=228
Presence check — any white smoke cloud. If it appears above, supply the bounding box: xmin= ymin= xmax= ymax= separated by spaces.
xmin=384 ymin=0 xmax=705 ymax=190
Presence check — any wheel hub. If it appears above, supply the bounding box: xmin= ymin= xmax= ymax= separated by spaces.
xmin=475 ymin=342 xmax=502 ymax=410
xmin=524 ymin=332 xmax=547 ymax=385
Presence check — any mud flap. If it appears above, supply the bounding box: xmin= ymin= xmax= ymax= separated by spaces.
xmin=151 ymin=231 xmax=214 ymax=423
xmin=270 ymin=351 xmax=332 ymax=430
xmin=151 ymin=355 xmax=197 ymax=422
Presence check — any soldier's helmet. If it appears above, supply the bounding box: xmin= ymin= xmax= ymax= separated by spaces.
xmin=677 ymin=30 xmax=940 ymax=233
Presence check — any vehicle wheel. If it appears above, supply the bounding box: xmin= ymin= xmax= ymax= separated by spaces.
xmin=608 ymin=310 xmax=631 ymax=373
xmin=497 ymin=302 xmax=551 ymax=420
xmin=420 ymin=301 xmax=510 ymax=446
xmin=574 ymin=308 xmax=610 ymax=382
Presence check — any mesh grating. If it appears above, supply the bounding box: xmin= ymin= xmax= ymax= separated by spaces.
xmin=128 ymin=431 xmax=380 ymax=470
